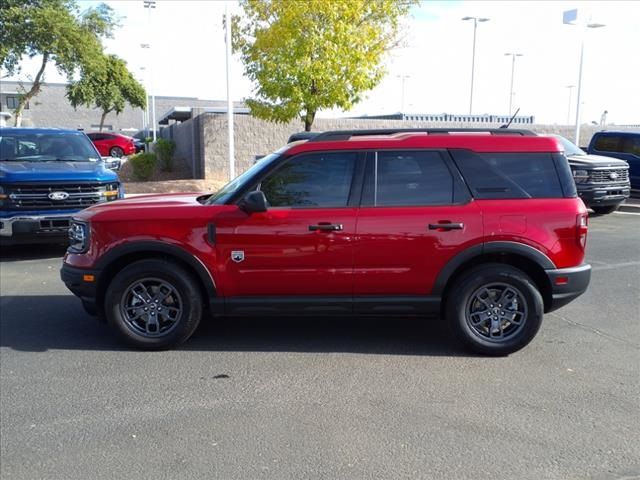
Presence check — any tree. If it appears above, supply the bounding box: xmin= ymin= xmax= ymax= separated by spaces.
xmin=0 ymin=0 xmax=117 ymax=126
xmin=66 ymin=54 xmax=146 ymax=131
xmin=232 ymin=0 xmax=415 ymax=131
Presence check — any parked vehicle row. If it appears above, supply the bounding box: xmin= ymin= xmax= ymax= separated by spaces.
xmin=61 ymin=128 xmax=591 ymax=356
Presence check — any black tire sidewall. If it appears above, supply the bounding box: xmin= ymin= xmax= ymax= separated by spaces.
xmin=447 ymin=264 xmax=544 ymax=356
xmin=110 ymin=146 xmax=124 ymax=157
xmin=105 ymin=259 xmax=202 ymax=350
xmin=591 ymin=205 xmax=618 ymax=215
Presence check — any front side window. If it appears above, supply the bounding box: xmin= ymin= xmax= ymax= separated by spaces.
xmin=363 ymin=151 xmax=454 ymax=206
xmin=260 ymin=152 xmax=356 ymax=208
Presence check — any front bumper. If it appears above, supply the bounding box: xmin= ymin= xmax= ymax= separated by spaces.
xmin=577 ymin=184 xmax=630 ymax=207
xmin=61 ymin=263 xmax=101 ymax=312
xmin=0 ymin=213 xmax=73 ymax=245
xmin=545 ymin=264 xmax=591 ymax=313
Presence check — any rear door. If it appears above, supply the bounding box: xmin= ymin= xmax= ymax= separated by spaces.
xmin=87 ymin=133 xmax=108 ymax=156
xmin=353 ymin=150 xmax=482 ymax=312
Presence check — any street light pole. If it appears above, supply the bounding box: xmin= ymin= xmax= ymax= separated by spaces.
xmin=565 ymin=85 xmax=575 ymax=125
xmin=462 ymin=16 xmax=490 ymax=115
xmin=396 ymin=75 xmax=410 ymax=115
xmin=564 ymin=9 xmax=605 ymax=145
xmin=225 ymin=2 xmax=235 ymax=180
xmin=143 ymin=0 xmax=157 ymax=143
xmin=504 ymin=53 xmax=523 ymax=116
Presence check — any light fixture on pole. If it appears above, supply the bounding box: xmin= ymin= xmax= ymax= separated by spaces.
xmin=563 ymin=9 xmax=605 ymax=146
xmin=565 ymin=85 xmax=575 ymax=125
xmin=462 ymin=16 xmax=490 ymax=115
xmin=225 ymin=2 xmax=235 ymax=181
xmin=396 ymin=75 xmax=411 ymax=115
xmin=504 ymin=52 xmax=523 ymax=116
xmin=143 ymin=0 xmax=157 ymax=143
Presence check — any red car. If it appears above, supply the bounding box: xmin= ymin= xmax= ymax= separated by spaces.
xmin=61 ymin=128 xmax=591 ymax=355
xmin=86 ymin=132 xmax=135 ymax=158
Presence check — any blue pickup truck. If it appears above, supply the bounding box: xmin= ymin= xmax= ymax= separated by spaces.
xmin=587 ymin=130 xmax=640 ymax=191
xmin=0 ymin=128 xmax=123 ymax=246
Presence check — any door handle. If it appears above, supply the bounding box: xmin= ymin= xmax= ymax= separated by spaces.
xmin=428 ymin=222 xmax=464 ymax=231
xmin=309 ymin=223 xmax=343 ymax=231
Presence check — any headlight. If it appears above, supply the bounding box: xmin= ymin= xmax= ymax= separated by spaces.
xmin=103 ymin=182 xmax=120 ymax=201
xmin=572 ymin=169 xmax=589 ymax=183
xmin=68 ymin=221 xmax=89 ymax=253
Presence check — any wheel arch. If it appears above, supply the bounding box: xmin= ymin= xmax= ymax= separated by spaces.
xmin=434 ymin=242 xmax=554 ymax=314
xmin=94 ymin=242 xmax=217 ymax=314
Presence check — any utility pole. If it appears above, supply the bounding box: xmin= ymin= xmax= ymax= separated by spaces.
xmin=504 ymin=53 xmax=523 ymax=116
xmin=462 ymin=16 xmax=490 ymax=115
xmin=225 ymin=2 xmax=235 ymax=180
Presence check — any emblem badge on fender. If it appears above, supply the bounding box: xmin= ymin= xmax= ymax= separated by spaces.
xmin=231 ymin=251 xmax=245 ymax=263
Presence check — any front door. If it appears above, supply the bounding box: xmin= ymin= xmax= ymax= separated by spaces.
xmin=214 ymin=151 xmax=362 ymax=313
xmin=353 ymin=150 xmax=482 ymax=312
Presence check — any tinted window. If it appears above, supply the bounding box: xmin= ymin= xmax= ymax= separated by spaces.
xmin=364 ymin=151 xmax=453 ymax=206
xmin=260 ymin=152 xmax=356 ymax=207
xmin=452 ymin=150 xmax=563 ymax=199
xmin=621 ymin=135 xmax=640 ymax=156
xmin=594 ymin=135 xmax=623 ymax=153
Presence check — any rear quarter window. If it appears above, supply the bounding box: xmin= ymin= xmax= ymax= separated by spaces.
xmin=450 ymin=150 xmax=572 ymax=199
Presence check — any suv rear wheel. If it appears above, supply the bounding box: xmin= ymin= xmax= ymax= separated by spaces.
xmin=446 ymin=264 xmax=544 ymax=356
xmin=104 ymin=259 xmax=203 ymax=350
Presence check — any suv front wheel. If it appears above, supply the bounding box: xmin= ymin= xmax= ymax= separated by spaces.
xmin=104 ymin=259 xmax=203 ymax=350
xmin=446 ymin=264 xmax=544 ymax=356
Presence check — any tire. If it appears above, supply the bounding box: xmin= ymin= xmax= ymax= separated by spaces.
xmin=104 ymin=259 xmax=203 ymax=350
xmin=110 ymin=146 xmax=124 ymax=157
xmin=445 ymin=263 xmax=544 ymax=356
xmin=591 ymin=205 xmax=618 ymax=215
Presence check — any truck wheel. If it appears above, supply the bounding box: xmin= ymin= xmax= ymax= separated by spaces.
xmin=446 ymin=264 xmax=544 ymax=356
xmin=591 ymin=205 xmax=618 ymax=215
xmin=104 ymin=259 xmax=202 ymax=350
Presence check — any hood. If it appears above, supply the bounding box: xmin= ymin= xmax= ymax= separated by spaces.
xmin=567 ymin=153 xmax=629 ymax=168
xmin=75 ymin=192 xmax=211 ymax=222
xmin=0 ymin=161 xmax=119 ymax=183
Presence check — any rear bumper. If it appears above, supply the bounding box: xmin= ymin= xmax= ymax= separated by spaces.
xmin=577 ymin=184 xmax=630 ymax=207
xmin=545 ymin=264 xmax=591 ymax=313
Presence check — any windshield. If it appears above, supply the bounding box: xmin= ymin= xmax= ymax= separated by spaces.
xmin=552 ymin=134 xmax=586 ymax=156
xmin=206 ymin=150 xmax=283 ymax=205
xmin=0 ymin=132 xmax=101 ymax=162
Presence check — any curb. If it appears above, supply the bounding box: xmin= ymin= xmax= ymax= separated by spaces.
xmin=618 ymin=203 xmax=640 ymax=214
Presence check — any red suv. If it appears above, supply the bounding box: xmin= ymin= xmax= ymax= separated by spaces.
xmin=61 ymin=129 xmax=591 ymax=355
xmin=86 ymin=132 xmax=135 ymax=158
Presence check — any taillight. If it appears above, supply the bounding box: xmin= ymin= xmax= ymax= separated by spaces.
xmin=576 ymin=213 xmax=588 ymax=249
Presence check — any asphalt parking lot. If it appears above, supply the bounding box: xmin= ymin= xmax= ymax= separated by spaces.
xmin=1 ymin=212 xmax=638 ymax=480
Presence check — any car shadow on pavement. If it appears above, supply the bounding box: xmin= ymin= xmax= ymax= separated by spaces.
xmin=0 ymin=245 xmax=68 ymax=262
xmin=0 ymin=295 xmax=472 ymax=357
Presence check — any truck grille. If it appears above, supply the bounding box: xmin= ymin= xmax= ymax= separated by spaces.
xmin=5 ymin=183 xmax=108 ymax=210
xmin=590 ymin=168 xmax=629 ymax=183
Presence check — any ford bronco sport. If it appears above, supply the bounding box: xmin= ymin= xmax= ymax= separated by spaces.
xmin=61 ymin=129 xmax=591 ymax=355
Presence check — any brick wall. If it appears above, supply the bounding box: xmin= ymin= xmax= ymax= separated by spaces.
xmin=199 ymin=114 xmax=619 ymax=182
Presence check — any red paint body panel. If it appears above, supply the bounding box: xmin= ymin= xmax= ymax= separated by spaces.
xmin=214 ymin=207 xmax=356 ymax=296
xmin=354 ymin=203 xmax=483 ymax=295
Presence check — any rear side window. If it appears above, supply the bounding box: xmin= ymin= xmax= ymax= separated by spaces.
xmin=362 ymin=151 xmax=454 ymax=206
xmin=621 ymin=136 xmax=640 ymax=156
xmin=451 ymin=150 xmax=565 ymax=199
xmin=593 ymin=135 xmax=623 ymax=153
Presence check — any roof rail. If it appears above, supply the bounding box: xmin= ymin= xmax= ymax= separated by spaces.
xmin=308 ymin=128 xmax=537 ymax=142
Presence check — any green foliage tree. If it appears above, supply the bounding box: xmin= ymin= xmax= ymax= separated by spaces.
xmin=0 ymin=0 xmax=117 ymax=126
xmin=232 ymin=0 xmax=415 ymax=131
xmin=66 ymin=54 xmax=146 ymax=131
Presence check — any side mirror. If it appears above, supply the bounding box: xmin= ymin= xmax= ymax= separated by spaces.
xmin=239 ymin=190 xmax=268 ymax=214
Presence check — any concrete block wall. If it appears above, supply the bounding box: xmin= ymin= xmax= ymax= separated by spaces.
xmin=200 ymin=114 xmax=613 ymax=183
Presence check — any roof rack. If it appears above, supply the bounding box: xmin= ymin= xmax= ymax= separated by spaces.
xmin=308 ymin=128 xmax=536 ymax=142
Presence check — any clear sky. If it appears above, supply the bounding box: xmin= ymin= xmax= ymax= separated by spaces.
xmin=5 ymin=0 xmax=640 ymax=125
